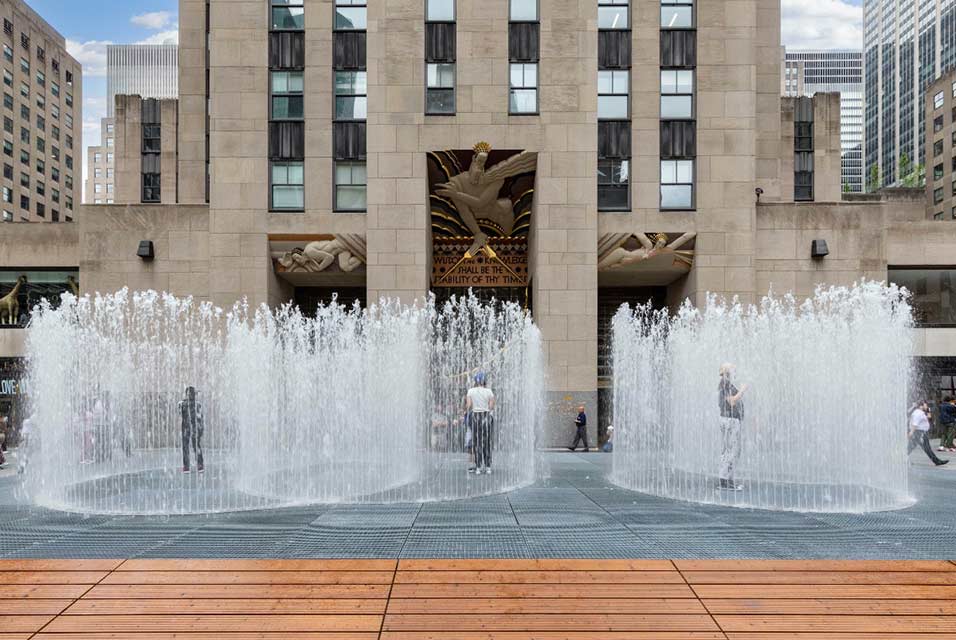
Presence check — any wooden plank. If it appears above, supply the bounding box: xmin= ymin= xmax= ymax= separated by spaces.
xmin=386 ymin=597 xmax=706 ymax=614
xmin=693 ymin=584 xmax=956 ymax=599
xmin=64 ymin=598 xmax=387 ymax=615
xmin=394 ymin=570 xmax=685 ymax=584
xmin=389 ymin=583 xmax=697 ymax=598
xmin=381 ymin=634 xmax=727 ymax=640
xmin=0 ymin=585 xmax=90 ymax=599
xmin=724 ymin=634 xmax=956 ymax=640
xmin=0 ymin=616 xmax=55 ymax=633
xmin=42 ymin=614 xmax=384 ymax=633
xmin=716 ymin=615 xmax=956 ymax=633
xmin=675 ymin=560 xmax=956 ymax=572
xmin=0 ymin=560 xmax=122 ymax=572
xmin=118 ymin=559 xmax=397 ymax=572
xmin=0 ymin=599 xmax=73 ymax=615
xmin=34 ymin=635 xmax=379 ymax=640
xmin=397 ymin=559 xmax=675 ymax=571
xmin=0 ymin=635 xmax=34 ymax=640
xmin=0 ymin=571 xmax=108 ymax=584
xmin=382 ymin=614 xmax=720 ymax=631
xmin=85 ymin=584 xmax=392 ymax=599
xmin=100 ymin=570 xmax=395 ymax=585
xmin=682 ymin=571 xmax=956 ymax=585
xmin=703 ymin=598 xmax=956 ymax=615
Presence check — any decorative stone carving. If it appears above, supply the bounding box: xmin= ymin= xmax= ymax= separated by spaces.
xmin=277 ymin=235 xmax=367 ymax=273
xmin=598 ymin=232 xmax=696 ymax=271
xmin=0 ymin=275 xmax=26 ymax=325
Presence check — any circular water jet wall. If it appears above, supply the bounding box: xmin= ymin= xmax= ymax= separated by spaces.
xmin=21 ymin=290 xmax=544 ymax=515
xmin=610 ymin=281 xmax=916 ymax=513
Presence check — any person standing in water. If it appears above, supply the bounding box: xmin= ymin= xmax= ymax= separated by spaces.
xmin=718 ymin=363 xmax=748 ymax=490
xmin=179 ymin=386 xmax=205 ymax=474
xmin=465 ymin=372 xmax=495 ymax=474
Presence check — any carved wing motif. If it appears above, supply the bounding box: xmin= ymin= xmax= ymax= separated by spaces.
xmin=480 ymin=151 xmax=538 ymax=183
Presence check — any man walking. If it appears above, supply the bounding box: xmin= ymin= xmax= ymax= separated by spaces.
xmin=465 ymin=372 xmax=495 ymax=474
xmin=718 ymin=363 xmax=748 ymax=490
xmin=909 ymin=400 xmax=949 ymax=466
xmin=567 ymin=405 xmax=589 ymax=452
xmin=938 ymin=396 xmax=956 ymax=453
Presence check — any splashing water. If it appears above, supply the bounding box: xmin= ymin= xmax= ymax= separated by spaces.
xmin=21 ymin=290 xmax=544 ymax=514
xmin=610 ymin=281 xmax=915 ymax=513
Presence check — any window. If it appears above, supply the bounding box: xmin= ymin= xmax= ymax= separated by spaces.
xmin=935 ymin=163 xmax=944 ymax=181
xmin=106 ymin=137 xmax=113 ymax=147
xmin=2 ymin=70 xmax=11 ymax=87
xmin=19 ymin=33 xmax=27 ymax=50
xmin=660 ymin=69 xmax=693 ymax=118
xmin=889 ymin=268 xmax=956 ymax=326
xmin=2 ymin=20 xmax=9 ymax=36
xmin=271 ymin=160 xmax=304 ymax=210
xmin=661 ymin=0 xmax=693 ymax=28
xmin=66 ymin=135 xmax=72 ymax=150
xmin=334 ymin=161 xmax=367 ymax=210
xmin=334 ymin=71 xmax=367 ymax=120
xmin=51 ymin=188 xmax=58 ymax=203
xmin=35 ymin=158 xmax=42 ymax=174
xmin=106 ymin=123 xmax=114 ymax=134
xmin=18 ymin=172 xmax=27 ymax=188
xmin=934 ymin=186 xmax=944 ymax=204
xmin=427 ymin=0 xmax=455 ymax=21
xmin=35 ymin=70 xmax=44 ymax=87
xmin=106 ymin=152 xmax=113 ymax=163
xmin=18 ymin=82 xmax=27 ymax=98
xmin=52 ymin=59 xmax=59 ymax=74
xmin=65 ymin=93 xmax=72 ymax=108
xmin=2 ymin=164 xmax=10 ymax=180
xmin=19 ymin=149 xmax=27 ymax=165
xmin=35 ymin=93 xmax=44 ymax=110
xmin=35 ymin=115 xmax=43 ymax=131
xmin=35 ymin=137 xmax=43 ymax=153
xmin=65 ymin=155 xmax=72 ymax=169
xmin=51 ymin=209 xmax=58 ymax=222
xmin=19 ymin=194 xmax=27 ymax=211
xmin=935 ymin=90 xmax=945 ymax=110
xmin=65 ymin=195 xmax=72 ymax=210
xmin=19 ymin=57 xmax=27 ymax=74
xmin=271 ymin=70 xmax=304 ymax=119
xmin=93 ymin=152 xmax=101 ymax=163
xmin=35 ymin=202 xmax=43 ymax=217
xmin=50 ymin=81 xmax=58 ymax=97
xmin=143 ymin=125 xmax=161 ymax=153
xmin=36 ymin=46 xmax=43 ymax=62
xmin=335 ymin=0 xmax=367 ymax=30
xmin=107 ymin=168 xmax=113 ymax=179
xmin=598 ymin=0 xmax=628 ymax=29
xmin=143 ymin=173 xmax=161 ymax=203
xmin=51 ymin=104 xmax=58 ymax=120
xmin=426 ymin=64 xmax=455 ymax=114
xmin=510 ymin=0 xmax=537 ymax=21
xmin=51 ymin=125 xmax=58 ymax=140
xmin=272 ymin=0 xmax=305 ymax=29
xmin=598 ymin=70 xmax=628 ymax=119
xmin=3 ymin=140 xmax=11 ymax=157
xmin=2 ymin=93 xmax=10 ymax=110
xmin=107 ymin=183 xmax=113 ymax=193
xmin=509 ymin=63 xmax=538 ymax=114
xmin=598 ymin=158 xmax=629 ymax=210
xmin=2 ymin=117 xmax=9 ymax=134
xmin=19 ymin=104 xmax=27 ymax=121
xmin=94 ymin=183 xmax=103 ymax=194
xmin=2 ymin=186 xmax=10 ymax=202
xmin=660 ymin=159 xmax=693 ymax=209
xmin=935 ymin=139 xmax=944 ymax=157
xmin=65 ymin=70 xmax=72 ymax=85
xmin=51 ymin=167 xmax=58 ymax=182
xmin=2 ymin=44 xmax=11 ymax=63
xmin=1 ymin=210 xmax=10 ymax=222
xmin=36 ymin=180 xmax=43 ymax=197
xmin=94 ymin=168 xmax=102 ymax=178
xmin=65 ymin=114 xmax=72 ymax=129
xmin=18 ymin=127 xmax=27 ymax=144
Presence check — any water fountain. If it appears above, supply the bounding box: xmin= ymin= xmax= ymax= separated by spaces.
xmin=610 ymin=281 xmax=915 ymax=513
xmin=21 ymin=290 xmax=543 ymax=514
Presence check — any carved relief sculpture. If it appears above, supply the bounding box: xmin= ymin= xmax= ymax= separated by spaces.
xmin=0 ymin=275 xmax=26 ymax=325
xmin=277 ymin=235 xmax=367 ymax=273
xmin=598 ymin=233 xmax=696 ymax=271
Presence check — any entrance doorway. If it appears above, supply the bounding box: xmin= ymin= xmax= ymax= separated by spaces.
xmin=294 ymin=287 xmax=367 ymax=315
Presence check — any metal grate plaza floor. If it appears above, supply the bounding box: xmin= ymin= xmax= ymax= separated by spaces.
xmin=2 ymin=452 xmax=955 ymax=559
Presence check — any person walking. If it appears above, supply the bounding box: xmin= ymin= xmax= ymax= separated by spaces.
xmin=179 ymin=386 xmax=205 ymax=474
xmin=602 ymin=424 xmax=614 ymax=452
xmin=465 ymin=372 xmax=495 ymax=474
xmin=567 ymin=405 xmax=589 ymax=452
xmin=938 ymin=397 xmax=956 ymax=453
xmin=909 ymin=400 xmax=949 ymax=466
xmin=718 ymin=363 xmax=748 ymax=490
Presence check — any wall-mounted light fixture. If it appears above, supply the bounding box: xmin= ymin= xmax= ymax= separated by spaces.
xmin=810 ymin=239 xmax=829 ymax=259
xmin=137 ymin=240 xmax=155 ymax=261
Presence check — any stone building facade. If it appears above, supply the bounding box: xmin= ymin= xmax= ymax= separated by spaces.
xmin=3 ymin=0 xmax=956 ymax=445
xmin=84 ymin=117 xmax=114 ymax=205
xmin=925 ymin=68 xmax=956 ymax=220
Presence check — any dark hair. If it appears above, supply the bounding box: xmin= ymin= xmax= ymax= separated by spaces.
xmin=945 ymin=396 xmax=954 ymax=403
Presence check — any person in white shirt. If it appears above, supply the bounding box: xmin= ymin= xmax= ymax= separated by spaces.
xmin=908 ymin=400 xmax=949 ymax=466
xmin=465 ymin=372 xmax=495 ymax=474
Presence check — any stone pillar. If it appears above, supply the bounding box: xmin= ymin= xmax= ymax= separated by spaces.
xmin=113 ymin=94 xmax=142 ymax=205
xmin=161 ymin=99 xmax=180 ymax=205
xmin=178 ymin=0 xmax=209 ymax=205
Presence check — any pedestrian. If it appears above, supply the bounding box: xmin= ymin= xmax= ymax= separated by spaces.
xmin=718 ymin=363 xmax=748 ymax=491
xmin=178 ymin=386 xmax=205 ymax=474
xmin=938 ymin=396 xmax=956 ymax=453
xmin=602 ymin=424 xmax=614 ymax=453
xmin=463 ymin=410 xmax=476 ymax=473
xmin=465 ymin=372 xmax=495 ymax=474
xmin=567 ymin=405 xmax=589 ymax=452
xmin=908 ymin=400 xmax=949 ymax=467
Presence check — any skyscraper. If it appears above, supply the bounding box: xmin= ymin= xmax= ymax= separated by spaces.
xmin=783 ymin=49 xmax=864 ymax=193
xmin=863 ymin=0 xmax=956 ymax=188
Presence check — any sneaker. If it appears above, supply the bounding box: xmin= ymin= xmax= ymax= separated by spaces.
xmin=485 ymin=468 xmax=492 ymax=475
xmin=566 ymin=447 xmax=575 ymax=451
xmin=938 ymin=447 xmax=947 ymax=452
xmin=197 ymin=467 xmax=205 ymax=474
xmin=949 ymin=448 xmax=956 ymax=453
xmin=183 ymin=467 xmax=191 ymax=474
xmin=936 ymin=459 xmax=950 ymax=467
xmin=467 ymin=467 xmax=476 ymax=474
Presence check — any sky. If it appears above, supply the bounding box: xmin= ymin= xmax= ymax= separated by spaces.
xmin=26 ymin=0 xmax=864 ymax=192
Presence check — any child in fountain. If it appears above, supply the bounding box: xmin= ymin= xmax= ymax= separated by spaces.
xmin=718 ymin=363 xmax=748 ymax=491
xmin=179 ymin=386 xmax=205 ymax=474
xmin=465 ymin=372 xmax=495 ymax=474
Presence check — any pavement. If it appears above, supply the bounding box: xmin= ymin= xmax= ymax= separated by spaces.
xmin=1 ymin=447 xmax=955 ymax=559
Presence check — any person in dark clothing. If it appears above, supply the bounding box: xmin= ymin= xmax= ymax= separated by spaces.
xmin=178 ymin=386 xmax=205 ymax=474
xmin=909 ymin=400 xmax=949 ymax=466
xmin=567 ymin=405 xmax=589 ymax=452
xmin=937 ymin=397 xmax=956 ymax=452
xmin=718 ymin=363 xmax=749 ymax=490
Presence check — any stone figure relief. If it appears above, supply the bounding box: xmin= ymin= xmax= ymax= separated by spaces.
xmin=0 ymin=275 xmax=26 ymax=325
xmin=277 ymin=235 xmax=367 ymax=273
xmin=434 ymin=142 xmax=538 ymax=259
xmin=597 ymin=232 xmax=696 ymax=271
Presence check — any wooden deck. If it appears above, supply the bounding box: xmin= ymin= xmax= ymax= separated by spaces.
xmin=2 ymin=559 xmax=956 ymax=639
